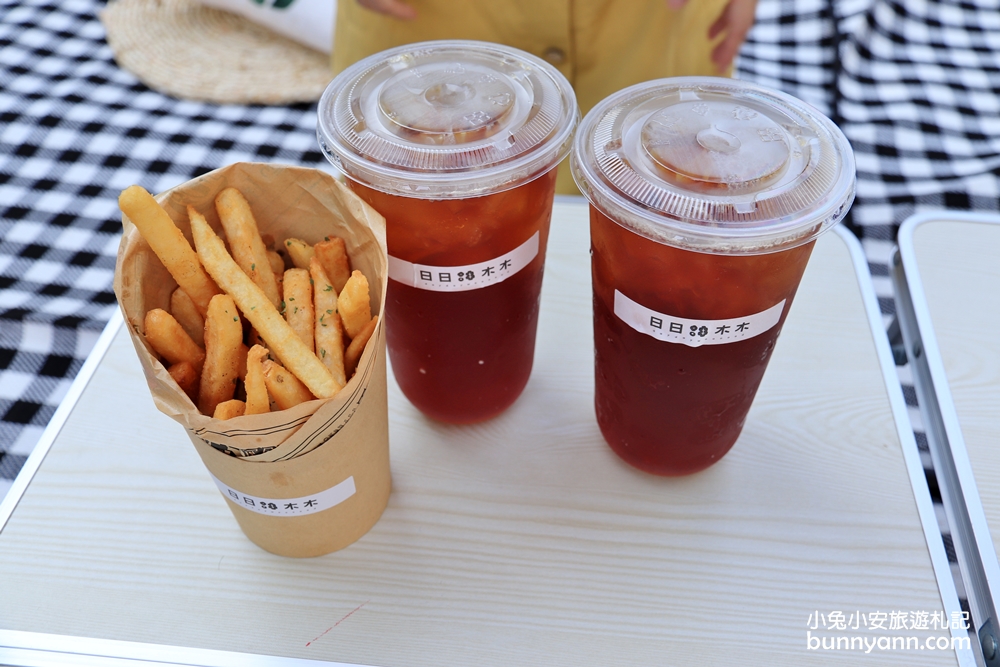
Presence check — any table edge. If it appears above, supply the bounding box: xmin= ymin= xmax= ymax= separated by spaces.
xmin=837 ymin=225 xmax=971 ymax=665
xmin=896 ymin=211 xmax=1000 ymax=665
xmin=0 ymin=628 xmax=364 ymax=667
xmin=0 ymin=309 xmax=124 ymax=534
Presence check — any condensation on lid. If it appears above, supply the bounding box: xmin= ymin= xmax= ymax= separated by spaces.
xmin=571 ymin=77 xmax=856 ymax=254
xmin=317 ymin=40 xmax=578 ymax=199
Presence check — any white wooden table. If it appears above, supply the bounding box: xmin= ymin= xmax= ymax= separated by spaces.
xmin=895 ymin=213 xmax=1000 ymax=666
xmin=0 ymin=199 xmax=969 ymax=666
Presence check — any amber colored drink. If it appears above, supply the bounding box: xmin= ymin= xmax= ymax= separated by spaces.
xmin=590 ymin=207 xmax=815 ymax=475
xmin=318 ymin=42 xmax=577 ymax=421
xmin=350 ymin=170 xmax=557 ymax=423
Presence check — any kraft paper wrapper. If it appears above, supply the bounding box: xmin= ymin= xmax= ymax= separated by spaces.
xmin=113 ymin=162 xmax=391 ymax=558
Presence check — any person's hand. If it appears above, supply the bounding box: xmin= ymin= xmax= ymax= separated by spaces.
xmin=355 ymin=0 xmax=417 ymax=20
xmin=667 ymin=0 xmax=758 ymax=73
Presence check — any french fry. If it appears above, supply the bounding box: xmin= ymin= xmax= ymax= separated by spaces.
xmin=214 ymin=187 xmax=282 ymax=309
xmin=213 ymin=399 xmax=246 ymax=420
xmin=189 ymin=208 xmax=341 ymax=399
xmin=119 ymin=185 xmax=220 ymax=315
xmin=314 ymin=237 xmax=351 ymax=293
xmin=145 ymin=308 xmax=206 ymax=373
xmin=283 ymin=268 xmax=314 ymax=351
xmin=244 ymin=345 xmax=270 ymax=415
xmin=284 ymin=237 xmax=315 ymax=270
xmin=167 ymin=361 xmax=199 ymax=403
xmin=198 ymin=293 xmax=244 ymax=416
xmin=338 ymin=269 xmax=372 ymax=339
xmin=262 ymin=358 xmax=314 ymax=410
xmin=344 ymin=316 xmax=377 ymax=379
xmin=213 ymin=399 xmax=245 ymax=420
xmin=169 ymin=287 xmax=205 ymax=347
xmin=310 ymin=258 xmax=347 ymax=387
xmin=266 ymin=249 xmax=285 ymax=276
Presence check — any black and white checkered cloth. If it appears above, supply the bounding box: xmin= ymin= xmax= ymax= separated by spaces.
xmin=1 ymin=0 xmax=998 ymax=551
xmin=740 ymin=0 xmax=1000 ymax=303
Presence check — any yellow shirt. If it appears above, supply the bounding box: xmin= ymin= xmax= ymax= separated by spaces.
xmin=332 ymin=0 xmax=731 ymax=194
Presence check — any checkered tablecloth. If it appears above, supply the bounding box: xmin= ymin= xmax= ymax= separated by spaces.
xmin=2 ymin=0 xmax=998 ymax=561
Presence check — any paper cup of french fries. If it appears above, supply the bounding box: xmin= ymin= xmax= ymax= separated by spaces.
xmin=113 ymin=162 xmax=391 ymax=558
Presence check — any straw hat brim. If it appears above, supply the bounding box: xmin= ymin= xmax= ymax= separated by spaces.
xmin=100 ymin=0 xmax=333 ymax=105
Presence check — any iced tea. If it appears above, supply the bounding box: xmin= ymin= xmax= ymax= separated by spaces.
xmin=590 ymin=207 xmax=815 ymax=475
xmin=350 ymin=170 xmax=556 ymax=423
xmin=318 ymin=41 xmax=578 ymax=422
xmin=573 ymin=77 xmax=855 ymax=474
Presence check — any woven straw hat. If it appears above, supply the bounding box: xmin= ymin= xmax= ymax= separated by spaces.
xmin=101 ymin=0 xmax=333 ymax=105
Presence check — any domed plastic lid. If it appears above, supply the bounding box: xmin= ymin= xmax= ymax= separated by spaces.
xmin=317 ymin=40 xmax=578 ymax=199
xmin=572 ymin=77 xmax=856 ymax=254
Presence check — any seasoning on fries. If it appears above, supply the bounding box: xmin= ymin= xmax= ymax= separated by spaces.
xmin=314 ymin=237 xmax=351 ymax=293
xmin=120 ymin=185 xmax=379 ymax=419
xmin=189 ymin=207 xmax=342 ymax=400
xmin=310 ymin=258 xmax=347 ymax=387
xmin=284 ymin=238 xmax=315 ymax=270
xmin=283 ymin=268 xmax=314 ymax=351
xmin=215 ymin=187 xmax=282 ymax=309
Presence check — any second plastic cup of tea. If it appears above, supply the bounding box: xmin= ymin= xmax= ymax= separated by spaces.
xmin=318 ymin=40 xmax=578 ymax=423
xmin=572 ymin=77 xmax=856 ymax=476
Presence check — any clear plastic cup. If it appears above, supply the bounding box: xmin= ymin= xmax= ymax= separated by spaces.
xmin=572 ymin=77 xmax=856 ymax=476
xmin=318 ymin=40 xmax=578 ymax=423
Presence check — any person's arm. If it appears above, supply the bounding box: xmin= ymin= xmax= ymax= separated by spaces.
xmin=668 ymin=0 xmax=758 ymax=73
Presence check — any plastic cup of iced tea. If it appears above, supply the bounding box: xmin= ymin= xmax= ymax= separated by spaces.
xmin=318 ymin=41 xmax=578 ymax=423
xmin=572 ymin=77 xmax=856 ymax=476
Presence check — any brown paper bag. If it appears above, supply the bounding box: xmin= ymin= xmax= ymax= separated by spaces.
xmin=113 ymin=162 xmax=391 ymax=558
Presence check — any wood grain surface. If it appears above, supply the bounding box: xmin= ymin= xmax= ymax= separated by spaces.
xmin=913 ymin=220 xmax=1000 ymax=562
xmin=0 ymin=203 xmax=954 ymax=666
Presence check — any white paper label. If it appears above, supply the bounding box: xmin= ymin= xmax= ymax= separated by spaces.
xmin=388 ymin=232 xmax=539 ymax=292
xmin=210 ymin=473 xmax=356 ymax=517
xmin=614 ymin=290 xmax=785 ymax=348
